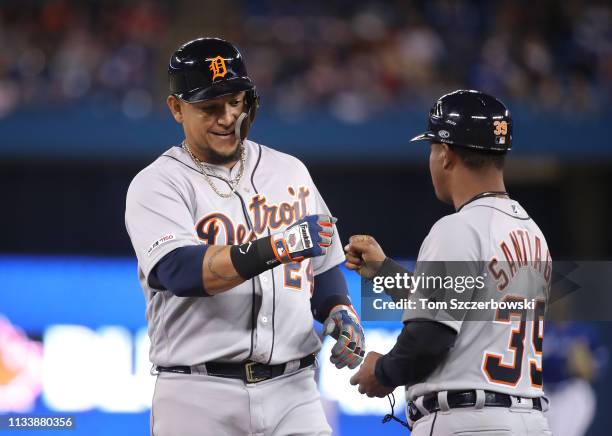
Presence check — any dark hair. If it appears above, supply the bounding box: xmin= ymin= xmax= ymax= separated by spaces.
xmin=449 ymin=145 xmax=506 ymax=170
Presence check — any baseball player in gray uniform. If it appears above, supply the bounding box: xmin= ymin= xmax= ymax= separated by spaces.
xmin=125 ymin=37 xmax=365 ymax=436
xmin=346 ymin=90 xmax=552 ymax=435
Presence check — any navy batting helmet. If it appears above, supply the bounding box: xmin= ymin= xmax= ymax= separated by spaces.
xmin=411 ymin=90 xmax=512 ymax=152
xmin=168 ymin=37 xmax=259 ymax=140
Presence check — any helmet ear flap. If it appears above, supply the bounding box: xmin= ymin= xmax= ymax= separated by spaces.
xmin=235 ymin=88 xmax=259 ymax=142
xmin=246 ymin=88 xmax=259 ymax=125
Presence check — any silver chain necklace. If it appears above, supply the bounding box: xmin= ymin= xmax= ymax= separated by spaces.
xmin=181 ymin=141 xmax=246 ymax=198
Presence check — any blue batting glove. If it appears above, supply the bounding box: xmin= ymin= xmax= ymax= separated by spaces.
xmin=324 ymin=305 xmax=366 ymax=369
xmin=271 ymin=214 xmax=337 ymax=263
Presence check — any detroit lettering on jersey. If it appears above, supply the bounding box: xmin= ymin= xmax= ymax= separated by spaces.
xmin=488 ymin=228 xmax=552 ymax=291
xmin=196 ymin=186 xmax=309 ymax=245
xmin=125 ymin=141 xmax=345 ymax=367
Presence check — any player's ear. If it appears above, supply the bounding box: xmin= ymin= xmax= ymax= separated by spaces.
xmin=166 ymin=95 xmax=184 ymax=123
xmin=441 ymin=144 xmax=454 ymax=170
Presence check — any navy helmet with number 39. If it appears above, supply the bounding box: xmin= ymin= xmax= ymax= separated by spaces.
xmin=411 ymin=90 xmax=512 ymax=152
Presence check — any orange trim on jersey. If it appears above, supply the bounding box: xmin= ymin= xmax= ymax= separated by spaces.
xmin=482 ymin=295 xmax=527 ymax=387
xmin=195 ymin=212 xmax=246 ymax=246
xmin=305 ymin=260 xmax=314 ymax=296
xmin=529 ymin=359 xmax=543 ymax=389
xmin=517 ymin=230 xmax=528 ymax=267
xmin=544 ymin=250 xmax=552 ymax=283
xmin=531 ymin=300 xmax=545 ymax=356
xmin=236 ymin=224 xmax=248 ymax=245
xmin=483 ymin=314 xmax=525 ymax=387
xmin=534 ymin=236 xmax=542 ymax=272
xmin=500 ymin=242 xmax=517 ymax=278
xmin=266 ymin=206 xmax=286 ymax=231
xmin=530 ymin=299 xmax=545 ymax=388
xmin=488 ymin=256 xmax=509 ymax=291
xmin=509 ymin=231 xmax=526 ymax=267
xmin=524 ymin=230 xmax=533 ymax=266
xmin=279 ymin=204 xmax=296 ymax=226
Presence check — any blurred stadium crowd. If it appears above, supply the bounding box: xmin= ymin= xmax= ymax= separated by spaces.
xmin=0 ymin=0 xmax=610 ymax=120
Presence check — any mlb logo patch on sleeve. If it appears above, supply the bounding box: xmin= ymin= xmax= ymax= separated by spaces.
xmin=147 ymin=234 xmax=175 ymax=256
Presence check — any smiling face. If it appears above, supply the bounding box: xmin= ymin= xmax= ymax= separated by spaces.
xmin=166 ymin=91 xmax=247 ymax=165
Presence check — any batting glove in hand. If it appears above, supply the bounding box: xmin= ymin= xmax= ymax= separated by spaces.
xmin=271 ymin=214 xmax=336 ymax=263
xmin=324 ymin=305 xmax=365 ymax=369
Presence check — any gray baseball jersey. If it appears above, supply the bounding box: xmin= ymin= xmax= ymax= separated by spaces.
xmin=404 ymin=196 xmax=551 ymax=400
xmin=125 ymin=139 xmax=344 ymax=367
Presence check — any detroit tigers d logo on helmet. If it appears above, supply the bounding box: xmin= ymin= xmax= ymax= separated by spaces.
xmin=168 ymin=37 xmax=260 ymax=140
xmin=208 ymin=56 xmax=228 ymax=80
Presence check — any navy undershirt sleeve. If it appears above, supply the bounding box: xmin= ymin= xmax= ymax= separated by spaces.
xmin=374 ymin=319 xmax=457 ymax=387
xmin=150 ymin=245 xmax=210 ymax=297
xmin=310 ymin=265 xmax=351 ymax=323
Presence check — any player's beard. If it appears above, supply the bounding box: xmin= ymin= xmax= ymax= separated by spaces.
xmin=202 ymin=140 xmax=242 ymax=165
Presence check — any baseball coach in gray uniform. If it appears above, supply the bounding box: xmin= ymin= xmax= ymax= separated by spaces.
xmin=346 ymin=91 xmax=552 ymax=435
xmin=125 ymin=37 xmax=365 ymax=436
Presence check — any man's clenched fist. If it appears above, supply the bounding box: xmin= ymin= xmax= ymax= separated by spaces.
xmin=344 ymin=235 xmax=386 ymax=279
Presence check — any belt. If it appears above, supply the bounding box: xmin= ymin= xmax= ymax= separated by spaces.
xmin=155 ymin=354 xmax=316 ymax=384
xmin=409 ymin=391 xmax=543 ymax=423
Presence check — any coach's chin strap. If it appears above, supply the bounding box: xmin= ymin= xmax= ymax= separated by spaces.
xmin=382 ymin=393 xmax=409 ymax=429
